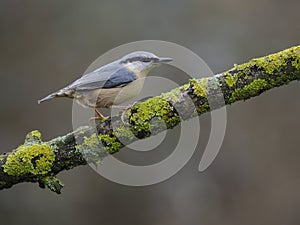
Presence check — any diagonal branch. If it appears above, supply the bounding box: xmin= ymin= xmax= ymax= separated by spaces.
xmin=0 ymin=45 xmax=299 ymax=194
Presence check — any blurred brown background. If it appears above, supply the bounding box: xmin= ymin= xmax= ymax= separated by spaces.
xmin=0 ymin=0 xmax=300 ymax=224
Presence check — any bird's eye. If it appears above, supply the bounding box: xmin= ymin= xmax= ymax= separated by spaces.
xmin=124 ymin=59 xmax=133 ymax=63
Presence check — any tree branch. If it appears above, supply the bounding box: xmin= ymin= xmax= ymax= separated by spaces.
xmin=0 ymin=45 xmax=299 ymax=194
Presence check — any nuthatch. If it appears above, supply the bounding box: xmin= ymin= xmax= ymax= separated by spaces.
xmin=38 ymin=51 xmax=173 ymax=119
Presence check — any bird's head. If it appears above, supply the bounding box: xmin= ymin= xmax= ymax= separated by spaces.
xmin=119 ymin=51 xmax=173 ymax=75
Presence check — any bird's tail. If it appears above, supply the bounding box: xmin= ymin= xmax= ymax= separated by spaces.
xmin=38 ymin=88 xmax=74 ymax=104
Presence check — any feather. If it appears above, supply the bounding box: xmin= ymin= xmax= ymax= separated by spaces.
xmin=67 ymin=62 xmax=137 ymax=91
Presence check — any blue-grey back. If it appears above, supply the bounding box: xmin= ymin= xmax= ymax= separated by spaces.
xmin=67 ymin=60 xmax=137 ymax=91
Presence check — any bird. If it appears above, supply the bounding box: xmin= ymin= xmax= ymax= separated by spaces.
xmin=38 ymin=51 xmax=173 ymax=120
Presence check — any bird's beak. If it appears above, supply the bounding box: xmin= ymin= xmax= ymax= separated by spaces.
xmin=158 ymin=57 xmax=173 ymax=63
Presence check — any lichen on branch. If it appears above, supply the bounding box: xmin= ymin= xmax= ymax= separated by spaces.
xmin=0 ymin=45 xmax=299 ymax=194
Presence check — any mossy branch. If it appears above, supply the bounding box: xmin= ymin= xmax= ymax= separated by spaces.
xmin=0 ymin=45 xmax=299 ymax=194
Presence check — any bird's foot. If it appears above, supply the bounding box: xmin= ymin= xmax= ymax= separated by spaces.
xmin=89 ymin=108 xmax=109 ymax=123
xmin=89 ymin=116 xmax=109 ymax=123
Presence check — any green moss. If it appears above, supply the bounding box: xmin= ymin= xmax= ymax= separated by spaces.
xmin=284 ymin=46 xmax=300 ymax=71
xmin=232 ymin=46 xmax=300 ymax=77
xmin=113 ymin=125 xmax=135 ymax=142
xmin=129 ymin=97 xmax=180 ymax=137
xmin=40 ymin=176 xmax=64 ymax=194
xmin=161 ymin=86 xmax=181 ymax=103
xmin=3 ymin=144 xmax=55 ymax=176
xmin=229 ymin=79 xmax=270 ymax=103
xmin=75 ymin=133 xmax=100 ymax=152
xmin=98 ymin=134 xmax=123 ymax=154
xmin=75 ymin=132 xmax=123 ymax=160
xmin=196 ymin=102 xmax=210 ymax=115
xmin=83 ymin=133 xmax=99 ymax=149
xmin=292 ymin=59 xmax=300 ymax=71
xmin=224 ymin=46 xmax=300 ymax=104
xmin=224 ymin=72 xmax=238 ymax=87
xmin=79 ymin=130 xmax=85 ymax=135
xmin=25 ymin=130 xmax=42 ymax=144
xmin=29 ymin=130 xmax=42 ymax=140
xmin=250 ymin=55 xmax=282 ymax=75
xmin=291 ymin=46 xmax=300 ymax=71
xmin=189 ymin=78 xmax=208 ymax=97
xmin=181 ymin=83 xmax=191 ymax=91
xmin=75 ymin=133 xmax=103 ymax=164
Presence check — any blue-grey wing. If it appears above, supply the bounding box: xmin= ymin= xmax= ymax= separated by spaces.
xmin=67 ymin=63 xmax=137 ymax=91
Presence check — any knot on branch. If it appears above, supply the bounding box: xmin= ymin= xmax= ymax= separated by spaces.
xmin=1 ymin=130 xmax=64 ymax=194
xmin=38 ymin=176 xmax=64 ymax=194
xmin=25 ymin=130 xmax=43 ymax=145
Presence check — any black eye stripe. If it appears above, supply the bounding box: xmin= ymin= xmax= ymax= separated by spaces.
xmin=142 ymin=58 xmax=151 ymax=62
xmin=123 ymin=57 xmax=156 ymax=63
